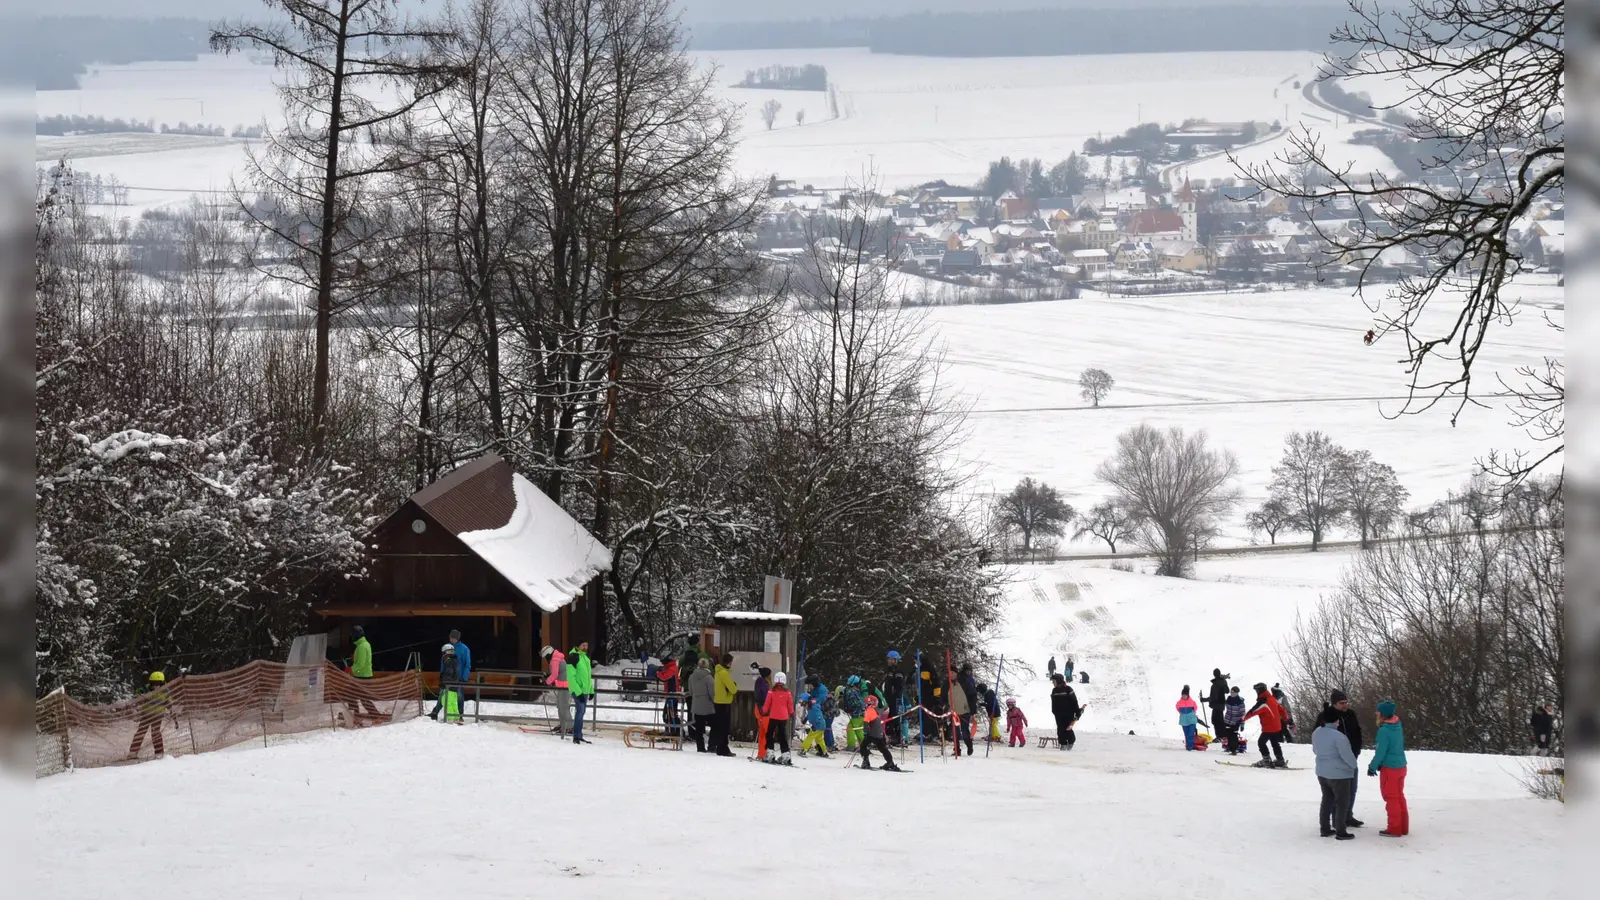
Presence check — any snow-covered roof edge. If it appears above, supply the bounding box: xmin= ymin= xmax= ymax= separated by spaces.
xmin=714 ymin=611 xmax=803 ymax=623
xmin=456 ymin=473 xmax=612 ymax=614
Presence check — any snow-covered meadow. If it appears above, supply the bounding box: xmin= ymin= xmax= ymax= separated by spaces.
xmin=921 ymin=280 xmax=1564 ymax=545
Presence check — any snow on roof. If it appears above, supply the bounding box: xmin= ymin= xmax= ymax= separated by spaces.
xmin=1072 ymin=248 xmax=1110 ymax=259
xmin=456 ymin=472 xmax=612 ymax=613
xmin=714 ymin=611 xmax=803 ymax=623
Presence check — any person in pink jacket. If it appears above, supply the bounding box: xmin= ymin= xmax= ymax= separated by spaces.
xmin=1005 ymin=697 xmax=1028 ymax=746
xmin=542 ymin=645 xmax=571 ymax=736
xmin=1176 ymin=686 xmax=1202 ymax=750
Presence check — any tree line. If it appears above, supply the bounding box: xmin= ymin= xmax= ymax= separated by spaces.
xmin=37 ymin=114 xmax=266 ymax=138
xmin=35 ymin=0 xmax=1000 ymax=700
xmin=735 ymin=64 xmax=827 ymax=91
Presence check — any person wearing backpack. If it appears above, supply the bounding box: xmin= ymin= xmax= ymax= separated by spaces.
xmin=1368 ymin=700 xmax=1409 ymax=837
xmin=1176 ymin=686 xmax=1202 ymax=750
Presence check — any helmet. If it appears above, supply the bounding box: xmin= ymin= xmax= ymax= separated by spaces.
xmin=1005 ymin=697 xmax=1015 ymax=706
xmin=887 ymin=650 xmax=901 ymax=661
xmin=774 ymin=672 xmax=787 ymax=685
xmin=540 ymin=645 xmax=554 ymax=658
xmin=148 ymin=671 xmax=166 ymax=683
xmin=866 ymin=695 xmax=878 ymax=706
xmin=443 ymin=643 xmax=456 ymax=654
xmin=847 ymin=675 xmax=861 ymax=686
xmin=798 ymin=692 xmax=812 ymax=703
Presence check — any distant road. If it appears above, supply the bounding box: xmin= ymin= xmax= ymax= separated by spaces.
xmin=965 ymin=392 xmax=1517 ymax=415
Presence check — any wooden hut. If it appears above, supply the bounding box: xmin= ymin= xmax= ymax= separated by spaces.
xmin=700 ymin=611 xmax=803 ymax=742
xmin=314 ymin=453 xmax=611 ymax=673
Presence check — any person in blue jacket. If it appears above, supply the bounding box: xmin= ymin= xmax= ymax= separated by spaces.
xmin=1312 ymin=708 xmax=1358 ymax=840
xmin=1367 ymin=700 xmax=1409 ymax=837
xmin=430 ymin=629 xmax=472 ymax=720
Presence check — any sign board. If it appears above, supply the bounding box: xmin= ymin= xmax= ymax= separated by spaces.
xmin=762 ymin=576 xmax=793 ymax=615
xmin=763 ymin=629 xmax=781 ymax=654
xmin=729 ymin=651 xmax=783 ymax=691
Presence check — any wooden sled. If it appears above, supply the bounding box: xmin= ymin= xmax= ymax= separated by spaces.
xmin=623 ymin=726 xmax=683 ymax=751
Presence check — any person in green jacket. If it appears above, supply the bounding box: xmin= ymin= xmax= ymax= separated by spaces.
xmin=345 ymin=625 xmax=380 ymax=724
xmin=567 ymin=642 xmax=595 ymax=744
xmin=1367 ymin=699 xmax=1409 ymax=837
xmin=711 ymin=653 xmax=738 ymax=757
xmin=127 ymin=671 xmax=171 ymax=758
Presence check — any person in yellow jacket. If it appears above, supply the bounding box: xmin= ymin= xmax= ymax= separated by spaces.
xmin=345 ymin=625 xmax=380 ymax=724
xmin=128 ymin=671 xmax=171 ymax=758
xmin=711 ymin=653 xmax=738 ymax=757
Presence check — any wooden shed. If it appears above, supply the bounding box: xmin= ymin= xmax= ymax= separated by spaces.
xmin=700 ymin=611 xmax=803 ymax=742
xmin=314 ymin=453 xmax=612 ymax=673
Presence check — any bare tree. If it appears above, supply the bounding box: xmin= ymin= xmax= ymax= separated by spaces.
xmin=1096 ymin=425 xmax=1240 ymax=576
xmin=1340 ymin=449 xmax=1408 ymax=548
xmin=212 ymin=1 xmax=458 ymax=459
xmin=1075 ymin=500 xmax=1138 ymax=554
xmin=1246 ymin=496 xmax=1294 ymax=545
xmin=1078 ymin=367 xmax=1115 ymax=407
xmin=1267 ymin=430 xmax=1348 ymax=550
xmin=1242 ymin=0 xmax=1563 ymax=486
xmin=761 ymin=98 xmax=782 ymax=130
xmin=994 ymin=478 xmax=1075 ymax=557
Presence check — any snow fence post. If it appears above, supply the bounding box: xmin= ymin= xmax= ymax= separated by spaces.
xmin=987 ymin=656 xmax=1004 ymax=759
xmin=916 ymin=649 xmax=924 ymax=765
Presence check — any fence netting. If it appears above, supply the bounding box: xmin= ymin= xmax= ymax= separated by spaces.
xmin=36 ymin=661 xmax=422 ymax=777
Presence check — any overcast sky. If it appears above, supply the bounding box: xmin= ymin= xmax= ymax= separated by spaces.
xmin=49 ymin=0 xmax=1339 ymax=23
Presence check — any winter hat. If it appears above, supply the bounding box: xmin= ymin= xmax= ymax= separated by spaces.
xmin=758 ymin=666 xmax=772 ymax=679
xmin=1252 ymin=682 xmax=1268 ymax=693
xmin=1213 ymin=668 xmax=1221 ymax=677
xmin=1329 ymin=689 xmax=1348 ymax=704
xmin=774 ymin=672 xmax=787 ymax=685
xmin=887 ymin=650 xmax=901 ymax=661
xmin=697 ymin=657 xmax=709 ymax=669
xmin=351 ymin=625 xmax=365 ymax=639
xmin=866 ymin=695 xmax=879 ymax=707
xmin=1321 ymin=708 xmax=1343 ymax=725
xmin=1377 ymin=700 xmax=1397 ymax=718
xmin=1005 ymin=697 xmax=1016 ymax=706
xmin=1181 ymin=685 xmax=1191 ymax=696
xmin=541 ymin=645 xmax=555 ymax=658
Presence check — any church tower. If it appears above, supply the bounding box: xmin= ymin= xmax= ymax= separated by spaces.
xmin=1177 ymin=178 xmax=1197 ymax=243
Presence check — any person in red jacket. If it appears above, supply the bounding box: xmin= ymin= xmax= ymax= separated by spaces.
xmin=657 ymin=657 xmax=681 ymax=737
xmin=760 ymin=672 xmax=795 ymax=765
xmin=1244 ymin=682 xmax=1288 ymax=768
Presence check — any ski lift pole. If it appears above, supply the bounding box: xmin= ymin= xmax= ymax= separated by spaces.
xmin=916 ymin=649 xmax=924 ymax=765
xmin=987 ymin=655 xmax=1005 ymax=759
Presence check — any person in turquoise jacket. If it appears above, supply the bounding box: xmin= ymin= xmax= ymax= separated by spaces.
xmin=1176 ymin=685 xmax=1202 ymax=750
xmin=567 ymin=642 xmax=595 ymax=745
xmin=1367 ymin=700 xmax=1409 ymax=837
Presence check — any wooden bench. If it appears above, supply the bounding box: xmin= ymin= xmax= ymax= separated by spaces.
xmin=623 ymin=726 xmax=683 ymax=751
xmin=1037 ymin=735 xmax=1058 ymax=749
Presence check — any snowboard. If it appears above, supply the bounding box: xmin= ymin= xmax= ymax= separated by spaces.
xmin=1216 ymin=759 xmax=1301 ymax=770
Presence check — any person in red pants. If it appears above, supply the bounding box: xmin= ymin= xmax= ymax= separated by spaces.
xmin=1367 ymin=699 xmax=1409 ymax=836
xmin=1005 ymin=698 xmax=1028 ymax=746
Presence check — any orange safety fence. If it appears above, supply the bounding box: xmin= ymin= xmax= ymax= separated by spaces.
xmin=36 ymin=660 xmax=423 ymax=777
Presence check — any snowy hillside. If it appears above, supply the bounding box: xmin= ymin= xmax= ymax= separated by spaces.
xmin=922 ymin=282 xmax=1564 ymax=544
xmin=36 ymin=716 xmax=1562 ymax=898
xmin=986 ymin=551 xmax=1353 ymax=741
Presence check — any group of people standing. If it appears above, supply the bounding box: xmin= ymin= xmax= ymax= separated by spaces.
xmin=1312 ymin=693 xmax=1409 ymax=840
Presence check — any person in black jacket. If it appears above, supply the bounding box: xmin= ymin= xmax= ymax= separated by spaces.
xmin=1050 ymin=674 xmax=1082 ymax=749
xmin=884 ymin=651 xmax=908 ymax=746
xmin=1326 ymin=689 xmax=1365 ymax=827
xmin=1530 ymin=702 xmax=1556 ymax=756
xmin=1207 ymin=668 xmax=1230 ymax=738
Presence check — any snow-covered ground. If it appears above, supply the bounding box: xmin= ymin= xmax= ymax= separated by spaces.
xmin=921 ymin=280 xmax=1564 ymax=544
xmin=35 ymin=714 xmax=1564 ymax=898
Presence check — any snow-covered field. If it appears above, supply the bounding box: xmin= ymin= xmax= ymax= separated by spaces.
xmin=921 ymin=280 xmax=1564 ymax=544
xmin=38 ymin=47 xmax=1386 ymax=205
xmin=34 ymin=712 xmax=1564 ymax=898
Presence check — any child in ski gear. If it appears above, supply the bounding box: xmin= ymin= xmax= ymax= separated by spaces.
xmin=982 ymin=683 xmax=1002 ymax=742
xmin=754 ymin=667 xmax=772 ymax=759
xmin=1222 ymin=686 xmax=1246 ymax=754
xmin=128 ymin=671 xmax=170 ymax=758
xmin=797 ymin=691 xmax=830 ymax=757
xmin=1244 ymin=682 xmax=1286 ymax=767
xmin=1176 ymin=686 xmax=1201 ymax=750
xmin=1313 ymin=707 xmax=1358 ymax=840
xmin=858 ymin=695 xmax=900 ymax=770
xmin=1271 ymin=684 xmax=1296 ymax=742
xmin=1368 ymin=700 xmax=1408 ymax=836
xmin=841 ymin=676 xmax=866 ymax=749
xmin=1050 ymin=674 xmax=1081 ymax=749
xmin=656 ymin=656 xmax=681 ymax=736
xmin=1005 ymin=698 xmax=1028 ymax=746
xmin=438 ymin=644 xmax=464 ymax=724
xmin=761 ymin=672 xmax=793 ymax=762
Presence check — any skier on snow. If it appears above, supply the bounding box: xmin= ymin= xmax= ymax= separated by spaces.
xmin=1005 ymin=697 xmax=1028 ymax=747
xmin=1244 ymin=682 xmax=1287 ymax=767
xmin=858 ymin=695 xmax=901 ymax=771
